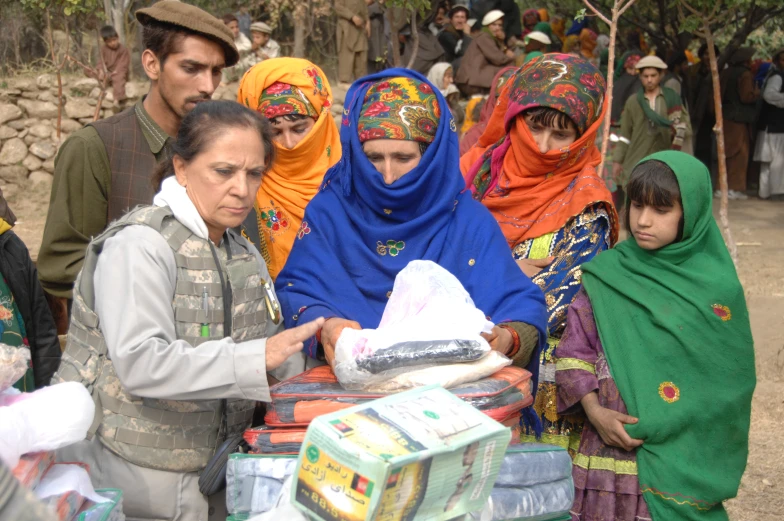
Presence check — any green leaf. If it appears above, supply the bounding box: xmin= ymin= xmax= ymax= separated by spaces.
xmin=574 ymin=8 xmax=587 ymax=23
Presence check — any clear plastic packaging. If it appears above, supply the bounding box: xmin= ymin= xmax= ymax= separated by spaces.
xmin=73 ymin=489 xmax=125 ymax=521
xmin=467 ymin=478 xmax=575 ymax=521
xmin=226 ymin=454 xmax=297 ymax=517
xmin=0 ymin=344 xmax=29 ymax=392
xmin=495 ymin=444 xmax=573 ymax=488
xmin=333 ymin=261 xmax=498 ymax=391
xmin=0 ymin=382 xmax=95 ymax=468
xmin=264 ymin=366 xmax=532 ymax=426
xmin=243 ymin=427 xmax=307 ymax=455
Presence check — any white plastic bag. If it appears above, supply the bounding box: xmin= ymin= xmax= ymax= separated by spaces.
xmin=334 ymin=261 xmax=505 ymax=390
xmin=35 ymin=464 xmax=110 ymax=503
xmin=0 ymin=382 xmax=95 ymax=467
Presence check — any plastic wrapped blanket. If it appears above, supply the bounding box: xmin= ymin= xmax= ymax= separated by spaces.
xmin=243 ymin=427 xmax=307 ymax=455
xmin=467 ymin=478 xmax=575 ymax=521
xmin=226 ymin=454 xmax=297 ymax=518
xmin=0 ymin=344 xmax=29 ymax=392
xmin=264 ymin=366 xmax=532 ymax=426
xmin=333 ymin=261 xmax=500 ymax=390
xmin=495 ymin=444 xmax=573 ymax=488
xmin=0 ymin=382 xmax=95 ymax=468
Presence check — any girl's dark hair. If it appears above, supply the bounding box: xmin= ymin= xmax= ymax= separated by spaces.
xmin=269 ymin=113 xmax=312 ymax=124
xmin=153 ymin=100 xmax=276 ymax=191
xmin=625 ymin=159 xmax=684 ymax=240
xmin=522 ymin=107 xmax=580 ymax=137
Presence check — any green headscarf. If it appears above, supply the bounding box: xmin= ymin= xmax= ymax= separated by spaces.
xmin=582 ymin=151 xmax=755 ymax=520
xmin=533 ymin=21 xmax=552 ymax=37
xmin=636 ymin=85 xmax=683 ymax=129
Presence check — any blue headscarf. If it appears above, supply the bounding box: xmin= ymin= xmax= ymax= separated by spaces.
xmin=276 ymin=68 xmax=547 ymax=385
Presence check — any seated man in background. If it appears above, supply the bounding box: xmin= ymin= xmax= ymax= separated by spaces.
xmin=88 ymin=25 xmax=130 ymax=106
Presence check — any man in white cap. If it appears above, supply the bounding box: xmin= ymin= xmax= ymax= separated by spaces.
xmin=243 ymin=21 xmax=280 ymax=68
xmin=612 ymin=55 xmax=692 ymax=201
xmin=455 ymin=9 xmax=515 ymax=96
xmin=524 ymin=30 xmax=550 ymax=59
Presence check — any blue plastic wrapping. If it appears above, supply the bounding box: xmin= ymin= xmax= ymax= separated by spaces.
xmin=495 ymin=444 xmax=572 ymax=488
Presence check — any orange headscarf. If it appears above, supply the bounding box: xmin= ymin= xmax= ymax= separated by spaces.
xmin=460 ymin=54 xmax=617 ymax=247
xmin=238 ymin=58 xmax=341 ymax=279
xmin=579 ymin=29 xmax=598 ymax=60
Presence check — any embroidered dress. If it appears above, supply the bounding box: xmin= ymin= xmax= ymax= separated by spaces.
xmin=0 ymin=274 xmax=32 ymax=391
xmin=569 ymin=151 xmax=755 ymax=520
xmin=556 ymin=290 xmax=651 ymax=520
xmin=517 ymin=203 xmax=612 ymax=452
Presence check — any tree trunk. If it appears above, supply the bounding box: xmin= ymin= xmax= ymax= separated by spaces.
xmin=406 ymin=8 xmax=418 ymax=70
xmin=387 ymin=8 xmax=401 ymax=67
xmin=45 ymin=9 xmax=63 ymax=142
xmin=705 ymin=29 xmax=737 ymax=264
xmin=596 ymin=0 xmax=620 ymax=179
xmin=293 ymin=3 xmax=308 ymax=58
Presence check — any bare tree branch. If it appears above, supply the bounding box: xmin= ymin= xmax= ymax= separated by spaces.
xmin=582 ymin=0 xmax=611 ymax=25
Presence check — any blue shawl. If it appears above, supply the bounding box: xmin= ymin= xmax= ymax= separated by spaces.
xmin=276 ymin=68 xmax=547 ymax=382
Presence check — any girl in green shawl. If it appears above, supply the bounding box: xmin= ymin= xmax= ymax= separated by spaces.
xmin=556 ymin=151 xmax=755 ymax=520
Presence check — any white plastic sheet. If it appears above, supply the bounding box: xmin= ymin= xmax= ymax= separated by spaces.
xmin=0 ymin=382 xmax=95 ymax=467
xmin=334 ymin=261 xmax=507 ymax=391
xmin=35 ymin=464 xmax=110 ymax=504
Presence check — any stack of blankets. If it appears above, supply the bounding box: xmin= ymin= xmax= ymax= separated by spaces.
xmin=469 ymin=443 xmax=575 ymax=521
xmin=244 ymin=365 xmax=534 ymax=455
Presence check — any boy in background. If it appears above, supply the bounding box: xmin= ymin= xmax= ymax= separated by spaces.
xmin=92 ymin=25 xmax=130 ymax=105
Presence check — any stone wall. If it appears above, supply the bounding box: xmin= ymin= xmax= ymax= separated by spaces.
xmin=0 ymin=73 xmax=345 ymax=195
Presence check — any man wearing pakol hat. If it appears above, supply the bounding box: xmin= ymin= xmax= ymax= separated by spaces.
xmin=612 ymin=55 xmax=692 ymax=199
xmin=754 ymin=47 xmax=784 ymax=199
xmin=38 ymin=2 xmax=238 ymax=326
xmin=438 ymin=5 xmax=472 ymax=73
xmin=721 ymin=46 xmax=760 ymax=199
xmin=335 ymin=0 xmax=369 ymax=88
xmin=455 ymin=9 xmax=515 ymax=96
xmin=239 ymin=21 xmax=281 ymax=70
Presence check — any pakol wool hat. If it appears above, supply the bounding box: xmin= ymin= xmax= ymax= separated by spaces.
xmin=250 ymin=22 xmax=273 ymax=34
xmin=635 ymin=55 xmax=668 ymax=70
xmin=482 ymin=10 xmax=505 ymax=26
xmin=136 ymin=0 xmax=239 ymax=66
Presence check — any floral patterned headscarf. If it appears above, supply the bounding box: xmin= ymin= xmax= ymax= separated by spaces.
xmin=257 ymin=81 xmax=319 ymax=120
xmin=357 ymin=77 xmax=440 ymax=144
xmin=460 ymin=54 xmax=617 ymax=246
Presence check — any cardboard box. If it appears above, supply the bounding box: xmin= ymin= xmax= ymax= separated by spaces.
xmin=292 ymin=385 xmax=511 ymax=521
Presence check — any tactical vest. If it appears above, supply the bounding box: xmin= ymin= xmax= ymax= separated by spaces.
xmin=52 ymin=205 xmax=281 ymax=473
xmin=722 ymin=65 xmax=757 ymax=124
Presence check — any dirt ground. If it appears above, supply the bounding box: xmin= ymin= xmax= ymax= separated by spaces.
xmin=4 ymin=184 xmax=783 ymax=518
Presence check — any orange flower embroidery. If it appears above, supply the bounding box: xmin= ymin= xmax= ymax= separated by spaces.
xmin=712 ymin=304 xmax=731 ymax=322
xmin=658 ymin=382 xmax=680 ymax=404
xmin=0 ymin=305 xmax=12 ymax=321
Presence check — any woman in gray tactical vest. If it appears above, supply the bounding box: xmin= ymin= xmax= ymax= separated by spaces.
xmin=53 ymin=100 xmax=325 ymax=521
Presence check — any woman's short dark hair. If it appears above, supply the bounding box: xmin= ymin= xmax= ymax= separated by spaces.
xmin=269 ymin=114 xmax=311 ymax=124
xmin=625 ymin=159 xmax=684 ymax=241
xmin=522 ymin=106 xmax=580 ymax=137
xmin=153 ymin=100 xmax=276 ymax=191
